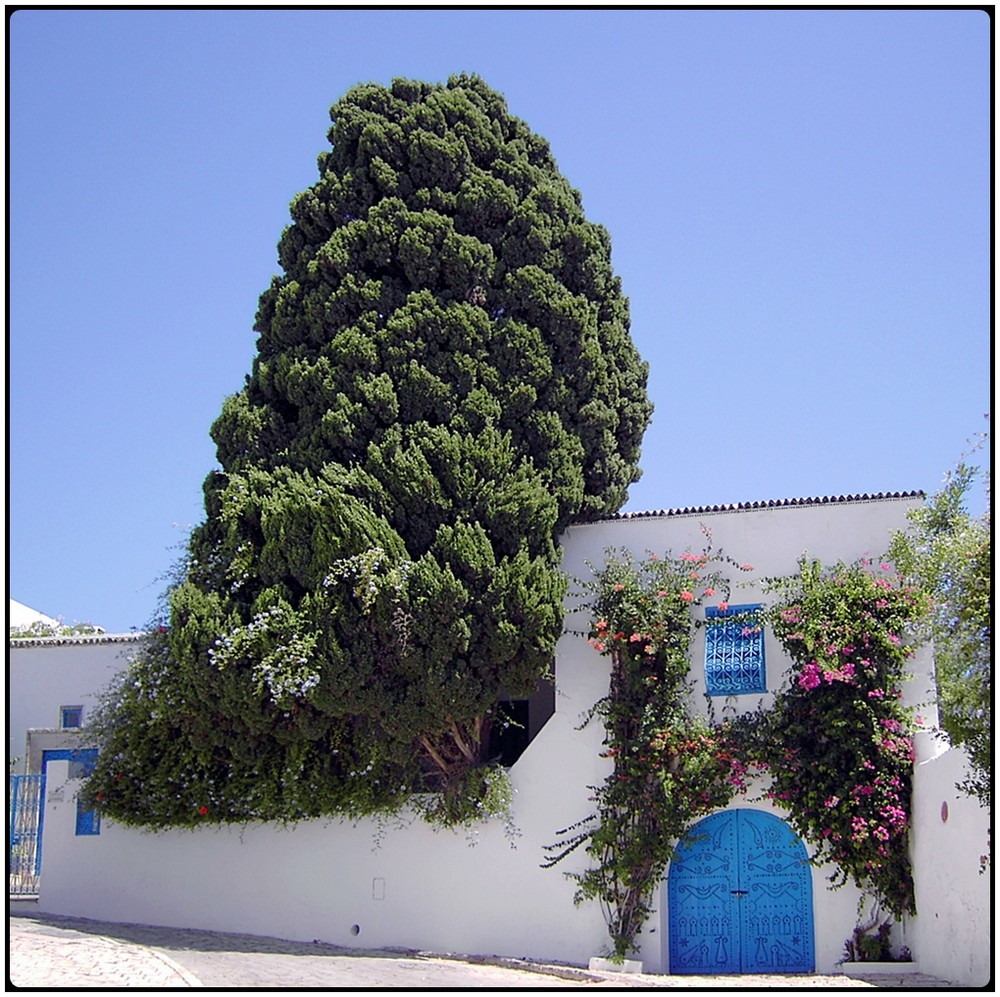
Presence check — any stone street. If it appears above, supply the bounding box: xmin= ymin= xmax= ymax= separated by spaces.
xmin=8 ymin=908 xmax=957 ymax=990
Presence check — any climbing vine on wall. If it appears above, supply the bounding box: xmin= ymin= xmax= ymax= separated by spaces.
xmin=543 ymin=537 xmax=752 ymax=958
xmin=733 ymin=556 xmax=931 ymax=918
xmin=547 ymin=547 xmax=931 ymax=958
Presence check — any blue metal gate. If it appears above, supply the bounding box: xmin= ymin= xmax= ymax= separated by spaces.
xmin=668 ymin=809 xmax=814 ymax=974
xmin=8 ymin=750 xmax=100 ymax=898
xmin=9 ymin=774 xmax=46 ymax=897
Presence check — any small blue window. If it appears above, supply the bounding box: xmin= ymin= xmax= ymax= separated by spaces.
xmin=61 ymin=706 xmax=83 ymax=729
xmin=75 ymin=797 xmax=101 ymax=835
xmin=704 ymin=604 xmax=766 ymax=696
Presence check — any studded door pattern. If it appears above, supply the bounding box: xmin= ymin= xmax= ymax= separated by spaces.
xmin=668 ymin=809 xmax=814 ymax=974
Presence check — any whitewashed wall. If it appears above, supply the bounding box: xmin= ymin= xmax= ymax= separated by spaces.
xmin=559 ymin=496 xmax=938 ymax=729
xmin=8 ymin=637 xmax=141 ymax=771
xmin=30 ymin=496 xmax=986 ymax=978
xmin=561 ymin=495 xmax=933 ymax=974
xmin=907 ymin=737 xmax=992 ymax=986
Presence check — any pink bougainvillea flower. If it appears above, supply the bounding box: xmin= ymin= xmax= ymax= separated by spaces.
xmin=740 ymin=564 xmax=754 ymax=571
xmin=703 ymin=587 xmax=715 ymax=597
xmin=679 ymin=590 xmax=694 ymax=603
xmin=656 ymin=590 xmax=667 ymax=597
xmin=798 ymin=661 xmax=822 ymax=691
xmin=613 ymin=584 xmax=624 ymax=591
xmin=717 ymin=602 xmax=729 ymax=612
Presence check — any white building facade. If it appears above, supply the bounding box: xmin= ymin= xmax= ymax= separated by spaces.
xmin=9 ymin=493 xmax=992 ymax=984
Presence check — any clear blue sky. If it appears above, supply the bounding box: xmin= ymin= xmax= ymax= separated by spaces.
xmin=9 ymin=9 xmax=991 ymax=633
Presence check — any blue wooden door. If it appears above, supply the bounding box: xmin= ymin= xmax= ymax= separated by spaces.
xmin=667 ymin=810 xmax=741 ymax=972
xmin=668 ymin=809 xmax=814 ymax=974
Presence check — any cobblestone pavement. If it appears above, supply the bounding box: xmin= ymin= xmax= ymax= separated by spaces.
xmin=8 ymin=908 xmax=957 ymax=989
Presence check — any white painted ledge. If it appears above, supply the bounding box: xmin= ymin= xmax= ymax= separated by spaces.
xmin=589 ymin=957 xmax=643 ymax=974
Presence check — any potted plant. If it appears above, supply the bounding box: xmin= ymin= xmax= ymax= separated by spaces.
xmin=840 ymin=910 xmax=916 ymax=977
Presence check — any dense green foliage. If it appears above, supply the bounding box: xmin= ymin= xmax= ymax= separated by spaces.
xmin=545 ymin=543 xmax=748 ymax=958
xmin=85 ymin=75 xmax=650 ymax=828
xmin=889 ymin=451 xmax=991 ymax=810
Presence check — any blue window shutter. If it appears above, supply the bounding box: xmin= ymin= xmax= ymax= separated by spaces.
xmin=704 ymin=604 xmax=766 ymax=696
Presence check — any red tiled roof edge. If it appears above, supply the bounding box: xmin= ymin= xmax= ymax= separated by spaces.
xmin=9 ymin=632 xmax=147 ymax=647
xmin=603 ymin=490 xmax=926 ymax=522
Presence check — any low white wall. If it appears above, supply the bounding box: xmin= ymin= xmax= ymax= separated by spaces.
xmin=38 ymin=764 xmax=871 ymax=974
xmin=907 ymin=741 xmax=992 ymax=987
xmin=35 ymin=637 xmax=617 ymax=967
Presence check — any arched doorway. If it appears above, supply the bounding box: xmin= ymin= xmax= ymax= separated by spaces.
xmin=667 ymin=809 xmax=814 ymax=974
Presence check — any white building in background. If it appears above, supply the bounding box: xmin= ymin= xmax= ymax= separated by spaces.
xmin=7 ymin=493 xmax=991 ymax=985
xmin=7 ymin=602 xmax=140 ymax=773
xmin=9 ymin=599 xmax=62 ymax=631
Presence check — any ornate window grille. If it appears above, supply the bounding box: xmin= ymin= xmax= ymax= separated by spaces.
xmin=704 ymin=604 xmax=766 ymax=696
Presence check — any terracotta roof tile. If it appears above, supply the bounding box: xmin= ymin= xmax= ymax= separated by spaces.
xmin=8 ymin=632 xmax=146 ymax=648
xmin=605 ymin=490 xmax=925 ymax=522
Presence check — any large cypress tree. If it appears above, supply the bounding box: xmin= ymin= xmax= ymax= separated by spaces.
xmin=88 ymin=75 xmax=651 ymax=827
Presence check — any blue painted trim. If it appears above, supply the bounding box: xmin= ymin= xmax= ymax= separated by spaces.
xmin=705 ymin=603 xmax=762 ymax=619
xmin=41 ymin=749 xmax=101 ymax=843
xmin=10 ymin=773 xmax=19 ymax=835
